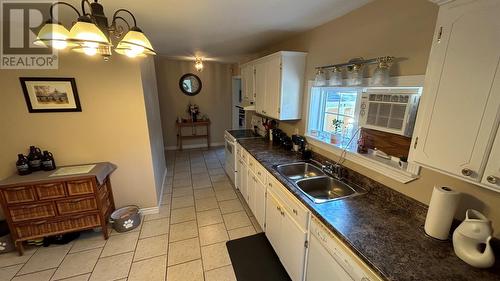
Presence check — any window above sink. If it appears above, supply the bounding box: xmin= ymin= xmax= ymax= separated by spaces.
xmin=304 ymin=76 xmax=425 ymax=184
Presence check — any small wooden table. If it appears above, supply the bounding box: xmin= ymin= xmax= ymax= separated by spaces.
xmin=176 ymin=120 xmax=211 ymax=150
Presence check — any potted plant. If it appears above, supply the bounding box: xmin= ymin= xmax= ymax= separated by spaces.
xmin=330 ymin=119 xmax=344 ymax=144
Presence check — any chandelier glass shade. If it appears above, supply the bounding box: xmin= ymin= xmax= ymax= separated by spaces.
xmin=195 ymin=57 xmax=203 ymax=72
xmin=35 ymin=0 xmax=155 ymax=59
xmin=114 ymin=29 xmax=156 ymax=58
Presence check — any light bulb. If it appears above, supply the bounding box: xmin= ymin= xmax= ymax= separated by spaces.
xmin=195 ymin=58 xmax=203 ymax=71
xmin=125 ymin=45 xmax=144 ymax=58
xmin=83 ymin=47 xmax=97 ymax=56
xmin=52 ymin=40 xmax=68 ymax=50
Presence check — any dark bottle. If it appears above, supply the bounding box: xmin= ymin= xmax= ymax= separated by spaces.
xmin=27 ymin=146 xmax=42 ymax=171
xmin=41 ymin=151 xmax=56 ymax=171
xmin=16 ymin=154 xmax=31 ymax=175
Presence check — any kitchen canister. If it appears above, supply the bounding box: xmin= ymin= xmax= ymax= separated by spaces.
xmin=424 ymin=186 xmax=461 ymax=240
xmin=452 ymin=209 xmax=495 ymax=268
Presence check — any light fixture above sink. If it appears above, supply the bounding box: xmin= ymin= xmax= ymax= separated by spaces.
xmin=34 ymin=0 xmax=156 ymax=60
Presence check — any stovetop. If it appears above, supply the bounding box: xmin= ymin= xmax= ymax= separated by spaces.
xmin=226 ymin=129 xmax=261 ymax=140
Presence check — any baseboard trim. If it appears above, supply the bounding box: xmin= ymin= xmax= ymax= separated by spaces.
xmin=165 ymin=142 xmax=224 ymax=151
xmin=140 ymin=206 xmax=159 ymax=215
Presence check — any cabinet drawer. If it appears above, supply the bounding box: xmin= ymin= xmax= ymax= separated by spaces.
xmin=35 ymin=183 xmax=66 ymax=200
xmin=2 ymin=186 xmax=36 ymax=204
xmin=14 ymin=213 xmax=101 ymax=239
xmin=67 ymin=179 xmax=94 ymax=196
xmin=56 ymin=197 xmax=98 ymax=215
xmin=254 ymin=162 xmax=267 ymax=185
xmin=241 ymin=149 xmax=248 ymax=163
xmin=9 ymin=202 xmax=56 ymax=222
xmin=267 ymin=176 xmax=309 ymax=230
xmin=248 ymin=157 xmax=257 ymax=172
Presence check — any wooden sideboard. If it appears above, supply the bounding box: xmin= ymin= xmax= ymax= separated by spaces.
xmin=0 ymin=163 xmax=116 ymax=255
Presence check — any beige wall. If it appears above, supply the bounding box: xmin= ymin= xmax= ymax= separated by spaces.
xmin=0 ymin=53 xmax=159 ymax=217
xmin=256 ymin=0 xmax=500 ymax=237
xmin=156 ymin=58 xmax=233 ymax=148
xmin=140 ymin=58 xmax=167 ymax=201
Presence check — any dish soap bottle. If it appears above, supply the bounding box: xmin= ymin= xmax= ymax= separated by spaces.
xmin=27 ymin=146 xmax=42 ymax=171
xmin=16 ymin=154 xmax=31 ymax=175
xmin=41 ymin=151 xmax=56 ymax=171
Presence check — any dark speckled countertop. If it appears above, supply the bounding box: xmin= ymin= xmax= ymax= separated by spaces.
xmin=238 ymin=138 xmax=500 ymax=281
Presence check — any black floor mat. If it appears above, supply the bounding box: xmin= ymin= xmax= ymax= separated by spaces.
xmin=226 ymin=233 xmax=291 ymax=281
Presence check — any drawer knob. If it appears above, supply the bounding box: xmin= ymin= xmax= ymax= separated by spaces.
xmin=487 ymin=175 xmax=498 ymax=184
xmin=461 ymin=168 xmax=474 ymax=177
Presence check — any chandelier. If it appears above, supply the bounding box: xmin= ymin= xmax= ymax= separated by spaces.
xmin=34 ymin=0 xmax=156 ymax=60
xmin=194 ymin=57 xmax=203 ymax=72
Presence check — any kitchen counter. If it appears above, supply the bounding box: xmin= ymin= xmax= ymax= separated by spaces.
xmin=238 ymin=138 xmax=500 ymax=281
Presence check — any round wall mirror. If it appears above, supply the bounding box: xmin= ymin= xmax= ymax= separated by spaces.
xmin=179 ymin=73 xmax=202 ymax=96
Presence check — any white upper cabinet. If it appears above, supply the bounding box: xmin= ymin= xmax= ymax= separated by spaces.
xmin=241 ymin=64 xmax=255 ymax=102
xmin=482 ymin=127 xmax=500 ymax=189
xmin=411 ymin=0 xmax=500 ymax=186
xmin=247 ymin=51 xmax=307 ymax=120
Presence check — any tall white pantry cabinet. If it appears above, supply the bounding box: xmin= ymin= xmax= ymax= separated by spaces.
xmin=411 ymin=0 xmax=500 ymax=191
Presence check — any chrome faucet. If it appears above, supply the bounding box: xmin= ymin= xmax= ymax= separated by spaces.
xmin=322 ymin=161 xmax=343 ymax=180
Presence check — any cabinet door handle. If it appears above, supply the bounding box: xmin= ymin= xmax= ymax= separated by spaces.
xmin=293 ymin=209 xmax=298 ymax=215
xmin=461 ymin=168 xmax=474 ymax=177
xmin=487 ymin=176 xmax=498 ymax=184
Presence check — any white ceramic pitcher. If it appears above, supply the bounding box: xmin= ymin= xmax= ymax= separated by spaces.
xmin=452 ymin=209 xmax=495 ymax=268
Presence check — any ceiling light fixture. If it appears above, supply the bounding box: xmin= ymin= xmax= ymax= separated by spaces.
xmin=34 ymin=0 xmax=156 ymax=60
xmin=195 ymin=57 xmax=203 ymax=72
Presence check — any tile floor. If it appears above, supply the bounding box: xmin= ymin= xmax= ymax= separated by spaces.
xmin=0 ymin=147 xmax=262 ymax=281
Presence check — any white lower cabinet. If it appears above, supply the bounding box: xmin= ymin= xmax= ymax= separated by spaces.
xmin=247 ymin=164 xmax=267 ymax=230
xmin=239 ymin=158 xmax=248 ymax=200
xmin=239 ymin=147 xmax=309 ymax=281
xmin=235 ymin=147 xmax=241 ymax=190
xmin=266 ymin=189 xmax=308 ymax=281
xmin=254 ymin=176 xmax=267 ymax=229
xmin=246 ymin=169 xmax=255 ymax=212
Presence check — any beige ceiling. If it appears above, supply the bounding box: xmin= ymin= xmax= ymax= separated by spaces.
xmin=59 ymin=0 xmax=372 ymax=62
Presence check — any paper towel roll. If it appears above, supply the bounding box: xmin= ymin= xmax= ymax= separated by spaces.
xmin=424 ymin=186 xmax=461 ymax=240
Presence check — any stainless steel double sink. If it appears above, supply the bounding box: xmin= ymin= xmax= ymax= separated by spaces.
xmin=276 ymin=162 xmax=365 ymax=204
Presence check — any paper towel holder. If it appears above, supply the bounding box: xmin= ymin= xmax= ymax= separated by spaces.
xmin=419 ymin=225 xmax=449 ymax=242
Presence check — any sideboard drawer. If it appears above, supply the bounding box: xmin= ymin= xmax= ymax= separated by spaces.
xmin=9 ymin=202 xmax=56 ymax=222
xmin=56 ymin=197 xmax=97 ymax=215
xmin=14 ymin=213 xmax=101 ymax=239
xmin=2 ymin=186 xmax=36 ymax=204
xmin=35 ymin=183 xmax=66 ymax=200
xmin=67 ymin=180 xmax=94 ymax=196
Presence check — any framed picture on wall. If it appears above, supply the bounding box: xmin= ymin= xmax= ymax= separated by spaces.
xmin=19 ymin=77 xmax=82 ymax=113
